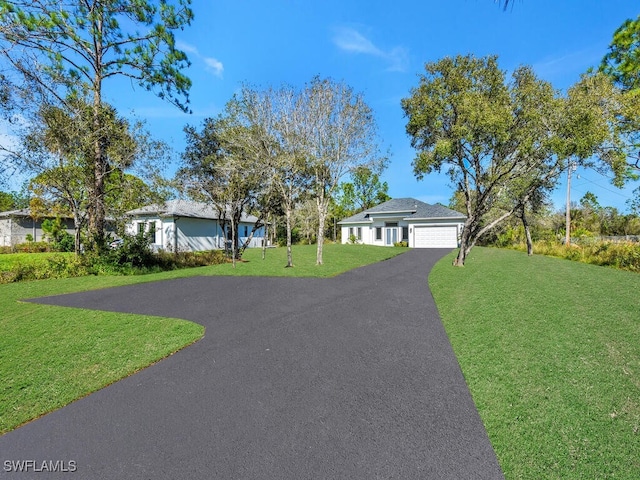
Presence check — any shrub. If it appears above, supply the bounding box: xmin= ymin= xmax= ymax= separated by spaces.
xmin=14 ymin=241 xmax=51 ymax=253
xmin=393 ymin=241 xmax=408 ymax=247
xmin=54 ymin=232 xmax=75 ymax=252
xmin=105 ymin=232 xmax=155 ymax=269
xmin=508 ymin=240 xmax=640 ymax=273
xmin=0 ymin=254 xmax=89 ymax=284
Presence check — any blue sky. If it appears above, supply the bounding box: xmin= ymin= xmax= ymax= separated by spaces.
xmin=106 ymin=0 xmax=639 ymax=213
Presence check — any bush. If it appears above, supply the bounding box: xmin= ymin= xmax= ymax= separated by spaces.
xmin=0 ymin=254 xmax=89 ymax=284
xmin=54 ymin=232 xmax=75 ymax=253
xmin=508 ymin=240 xmax=640 ymax=273
xmin=393 ymin=241 xmax=408 ymax=247
xmin=0 ymin=236 xmax=228 ymax=284
xmin=14 ymin=241 xmax=51 ymax=253
xmin=105 ymin=232 xmax=155 ymax=269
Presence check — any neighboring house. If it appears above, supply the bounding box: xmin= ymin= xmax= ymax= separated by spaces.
xmin=0 ymin=209 xmax=75 ymax=247
xmin=126 ymin=200 xmax=266 ymax=252
xmin=338 ymin=198 xmax=466 ymax=248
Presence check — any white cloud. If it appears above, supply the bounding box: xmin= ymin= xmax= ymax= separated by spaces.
xmin=176 ymin=40 xmax=224 ymax=78
xmin=531 ymin=46 xmax=603 ymax=87
xmin=332 ymin=26 xmax=409 ymax=72
xmin=204 ymin=57 xmax=224 ymax=78
xmin=334 ymin=27 xmax=383 ymax=56
xmin=175 ymin=40 xmax=198 ymax=55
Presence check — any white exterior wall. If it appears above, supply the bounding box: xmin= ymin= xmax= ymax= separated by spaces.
xmin=175 ymin=217 xmax=222 ymax=251
xmin=341 ymin=224 xmax=370 ymax=244
xmin=0 ymin=218 xmax=11 ymax=247
xmin=342 ymin=217 xmax=410 ymax=246
xmin=127 ymin=216 xmax=265 ymax=252
xmin=341 ymin=217 xmax=464 ymax=248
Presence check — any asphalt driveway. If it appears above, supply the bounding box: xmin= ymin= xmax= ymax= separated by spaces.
xmin=0 ymin=249 xmax=503 ymax=479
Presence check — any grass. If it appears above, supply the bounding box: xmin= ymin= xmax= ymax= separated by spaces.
xmin=0 ymin=244 xmax=406 ymax=435
xmin=429 ymin=247 xmax=640 ymax=479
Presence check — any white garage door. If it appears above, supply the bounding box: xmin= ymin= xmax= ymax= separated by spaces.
xmin=414 ymin=226 xmax=458 ymax=248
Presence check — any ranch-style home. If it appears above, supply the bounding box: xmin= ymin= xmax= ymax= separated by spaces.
xmin=126 ymin=200 xmax=266 ymax=252
xmin=0 ymin=208 xmax=76 ymax=247
xmin=338 ymin=198 xmax=466 ymax=249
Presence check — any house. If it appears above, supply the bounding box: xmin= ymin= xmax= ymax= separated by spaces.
xmin=0 ymin=209 xmax=76 ymax=247
xmin=126 ymin=200 xmax=266 ymax=252
xmin=338 ymin=198 xmax=466 ymax=248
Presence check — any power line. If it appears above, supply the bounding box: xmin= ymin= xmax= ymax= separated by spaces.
xmin=574 ymin=174 xmax=634 ymax=200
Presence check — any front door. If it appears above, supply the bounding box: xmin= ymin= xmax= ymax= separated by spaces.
xmin=385 ymin=227 xmax=397 ymax=246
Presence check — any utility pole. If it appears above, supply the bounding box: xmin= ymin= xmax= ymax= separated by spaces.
xmin=565 ymin=162 xmax=576 ymax=246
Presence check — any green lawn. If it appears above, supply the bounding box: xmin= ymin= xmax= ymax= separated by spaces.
xmin=0 ymin=244 xmax=406 ymax=434
xmin=429 ymin=247 xmax=640 ymax=479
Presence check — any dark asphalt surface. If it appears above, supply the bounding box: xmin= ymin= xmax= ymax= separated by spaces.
xmin=0 ymin=249 xmax=503 ymax=479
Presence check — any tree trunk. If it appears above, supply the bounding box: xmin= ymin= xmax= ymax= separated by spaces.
xmin=453 ymin=219 xmax=473 ymax=266
xmin=262 ymin=213 xmax=268 ymax=260
xmin=316 ymin=194 xmax=328 ymax=266
xmin=521 ymin=207 xmax=533 ymax=256
xmin=73 ymin=214 xmax=82 ymax=256
xmin=231 ymin=215 xmax=236 ymax=268
xmin=285 ymin=205 xmax=293 ymax=268
xmin=89 ymin=77 xmax=106 ymax=251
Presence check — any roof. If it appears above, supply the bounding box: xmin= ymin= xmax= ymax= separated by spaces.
xmin=0 ymin=208 xmax=31 ymax=219
xmin=338 ymin=198 xmax=466 ymax=224
xmin=0 ymin=208 xmax=73 ymax=220
xmin=127 ymin=200 xmax=260 ymax=224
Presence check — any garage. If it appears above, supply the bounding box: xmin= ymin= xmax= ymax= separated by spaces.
xmin=413 ymin=225 xmax=459 ymax=248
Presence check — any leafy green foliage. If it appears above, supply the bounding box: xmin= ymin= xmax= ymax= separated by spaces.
xmin=403 ymin=55 xmax=634 ymax=265
xmin=0 ymin=189 xmax=29 ymax=211
xmin=336 ymin=165 xmax=390 ymax=217
xmin=508 ymin=240 xmax=640 ymax=272
xmin=0 ymin=0 xmax=193 ymax=246
xmin=601 ymin=15 xmax=640 ymax=91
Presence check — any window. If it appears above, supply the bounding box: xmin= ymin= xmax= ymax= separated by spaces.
xmin=402 ymin=226 xmax=409 ymax=241
xmin=244 ymin=226 xmax=249 ymax=236
xmin=138 ymin=222 xmax=145 ymax=234
xmin=348 ymin=227 xmax=362 ymax=241
xmin=375 ymin=227 xmax=382 ymax=240
xmin=385 ymin=222 xmax=398 ymax=227
xmin=149 ymin=222 xmax=156 ymax=236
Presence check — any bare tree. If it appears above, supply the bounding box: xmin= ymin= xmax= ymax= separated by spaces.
xmin=301 ymin=77 xmax=387 ymax=265
xmin=237 ymin=85 xmax=310 ymax=267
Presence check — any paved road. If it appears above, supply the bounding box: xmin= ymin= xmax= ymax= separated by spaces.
xmin=0 ymin=249 xmax=503 ymax=479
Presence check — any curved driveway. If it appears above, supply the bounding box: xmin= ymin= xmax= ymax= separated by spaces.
xmin=1 ymin=249 xmax=503 ymax=479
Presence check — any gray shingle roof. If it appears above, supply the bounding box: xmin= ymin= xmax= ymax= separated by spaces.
xmin=338 ymin=198 xmax=465 ymax=224
xmin=0 ymin=208 xmax=74 ymax=219
xmin=127 ymin=200 xmax=260 ymax=223
xmin=0 ymin=208 xmax=31 ymax=218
